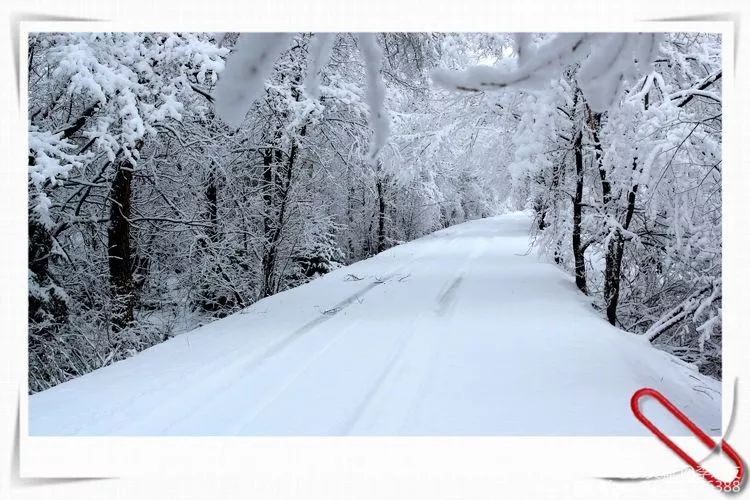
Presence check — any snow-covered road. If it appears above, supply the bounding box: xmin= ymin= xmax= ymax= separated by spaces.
xmin=30 ymin=212 xmax=721 ymax=435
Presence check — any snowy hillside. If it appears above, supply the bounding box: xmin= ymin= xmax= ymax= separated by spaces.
xmin=29 ymin=213 xmax=720 ymax=435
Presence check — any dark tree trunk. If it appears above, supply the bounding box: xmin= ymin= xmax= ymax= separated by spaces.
xmin=603 ymin=232 xmax=625 ymax=325
xmin=107 ymin=153 xmax=137 ymax=332
xmin=28 ymin=219 xmax=52 ymax=325
xmin=587 ymin=108 xmax=611 ymax=207
xmin=534 ymin=196 xmax=547 ymax=231
xmin=346 ymin=178 xmax=356 ymax=260
xmin=547 ymin=156 xmax=564 ymax=265
xmin=257 ymin=66 xmax=310 ymax=299
xmin=206 ymin=163 xmax=219 ymax=243
xmin=197 ymin=161 xmax=235 ymax=312
xmin=376 ymin=174 xmax=387 ymax=253
xmin=259 ymin=146 xmax=278 ymax=299
xmin=28 ymin=151 xmax=70 ymax=390
xmin=259 ymin=122 xmax=305 ymax=299
xmin=585 ymin=105 xmax=623 ymax=324
xmin=571 ymin=126 xmax=587 ymax=295
xmin=27 ymin=153 xmax=69 ymax=337
xmin=602 ymin=157 xmax=640 ymax=326
xmin=28 ymin=219 xmax=69 ymax=340
xmin=363 ymin=188 xmax=374 ymax=257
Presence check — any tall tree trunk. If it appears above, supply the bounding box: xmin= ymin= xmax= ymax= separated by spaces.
xmin=28 ymin=153 xmax=69 ymax=340
xmin=107 ymin=151 xmax=138 ymax=332
xmin=571 ymin=126 xmax=587 ymax=294
xmin=206 ymin=162 xmax=219 ymax=243
xmin=376 ymin=175 xmax=387 ymax=253
xmin=602 ymin=157 xmax=641 ymax=325
xmin=534 ymin=196 xmax=547 ymax=231
xmin=363 ymin=184 xmax=374 ymax=257
xmin=587 ymin=108 xmax=611 ymax=207
xmin=585 ymin=105 xmax=623 ymax=324
xmin=346 ymin=176 xmax=356 ymax=260
xmin=259 ymin=124 xmax=306 ymax=299
xmin=603 ymin=233 xmax=624 ymax=325
xmin=259 ymin=146 xmax=277 ymax=299
xmin=197 ymin=161 xmax=232 ymax=312
xmin=28 ymin=218 xmax=69 ymax=341
xmin=258 ymin=65 xmax=309 ymax=299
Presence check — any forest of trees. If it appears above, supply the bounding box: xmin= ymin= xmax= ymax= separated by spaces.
xmin=27 ymin=32 xmax=722 ymax=393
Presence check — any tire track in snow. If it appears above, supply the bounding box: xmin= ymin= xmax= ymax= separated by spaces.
xmin=436 ymin=276 xmax=464 ymax=316
xmin=234 ymin=315 xmax=368 ymax=434
xmin=231 ymin=235 xmax=450 ymax=373
xmin=337 ymin=330 xmax=414 ymax=434
xmin=138 ymin=234 xmax=462 ymax=434
xmin=383 ymin=235 xmax=493 ymax=433
xmin=158 ymin=235 xmax=463 ymax=434
xmin=234 ymin=235 xmax=465 ymax=376
xmin=157 ymin=273 xmax=402 ymax=433
xmin=239 ymin=275 xmax=396 ymax=370
xmin=231 ymin=242 xmax=451 ymax=375
xmin=241 ymin=235 xmax=471 ymax=434
xmin=339 ymin=236 xmax=490 ymax=434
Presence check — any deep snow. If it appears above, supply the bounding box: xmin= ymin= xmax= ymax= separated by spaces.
xmin=29 ymin=213 xmax=720 ymax=435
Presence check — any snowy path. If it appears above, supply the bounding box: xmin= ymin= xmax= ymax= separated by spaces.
xmin=29 ymin=213 xmax=721 ymax=435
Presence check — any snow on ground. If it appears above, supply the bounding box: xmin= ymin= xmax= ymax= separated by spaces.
xmin=29 ymin=212 xmax=720 ymax=436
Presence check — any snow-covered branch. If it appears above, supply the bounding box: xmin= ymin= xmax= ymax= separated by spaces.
xmin=432 ymin=33 xmax=663 ymax=113
xmin=304 ymin=33 xmax=335 ymax=100
xmin=358 ymin=33 xmax=391 ymax=161
xmin=672 ymin=70 xmax=722 ymax=108
xmin=213 ymin=33 xmax=293 ymax=128
xmin=645 ymin=281 xmax=721 ymax=343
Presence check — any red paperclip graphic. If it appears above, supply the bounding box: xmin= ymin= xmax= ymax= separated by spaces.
xmin=631 ymin=387 xmax=745 ymax=492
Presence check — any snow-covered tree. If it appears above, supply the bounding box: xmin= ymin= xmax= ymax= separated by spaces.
xmin=27 ymin=31 xmax=723 ymax=393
